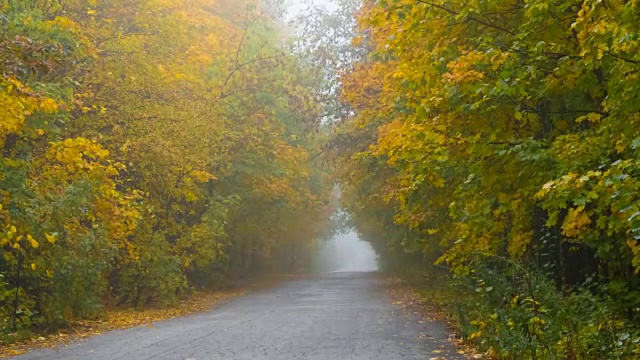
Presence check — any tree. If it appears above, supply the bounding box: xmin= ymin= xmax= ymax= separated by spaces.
xmin=1 ymin=0 xmax=332 ymax=334
xmin=333 ymin=0 xmax=640 ymax=357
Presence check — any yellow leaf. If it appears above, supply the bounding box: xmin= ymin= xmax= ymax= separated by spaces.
xmin=28 ymin=234 xmax=40 ymax=248
xmin=562 ymin=207 xmax=591 ymax=237
xmin=6 ymin=350 xmax=26 ymax=356
xmin=191 ymin=170 xmax=217 ymax=182
xmin=468 ymin=331 xmax=482 ymax=340
xmin=31 ymin=263 xmax=36 ymax=271
xmin=536 ymin=181 xmax=555 ymax=199
xmin=45 ymin=233 xmax=57 ymax=244
xmin=40 ymin=98 xmax=59 ymax=114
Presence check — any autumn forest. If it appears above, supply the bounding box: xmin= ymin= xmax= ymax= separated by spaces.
xmin=2 ymin=0 xmax=640 ymax=358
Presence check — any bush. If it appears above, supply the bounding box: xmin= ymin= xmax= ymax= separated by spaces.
xmin=41 ymin=231 xmax=115 ymax=327
xmin=452 ymin=256 xmax=640 ymax=359
xmin=113 ymin=226 xmax=187 ymax=308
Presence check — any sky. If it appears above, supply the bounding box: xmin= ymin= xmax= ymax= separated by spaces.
xmin=285 ymin=0 xmax=338 ymax=17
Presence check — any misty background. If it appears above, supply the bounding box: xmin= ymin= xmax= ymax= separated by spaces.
xmin=315 ymin=230 xmax=379 ymax=272
xmin=283 ymin=0 xmax=377 ymax=273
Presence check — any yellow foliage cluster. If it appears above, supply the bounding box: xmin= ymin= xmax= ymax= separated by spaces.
xmin=337 ymin=0 xmax=640 ymax=278
xmin=1 ymin=0 xmax=331 ymax=337
xmin=562 ymin=208 xmax=592 ymax=238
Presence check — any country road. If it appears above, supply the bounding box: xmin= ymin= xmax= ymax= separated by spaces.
xmin=13 ymin=273 xmax=464 ymax=360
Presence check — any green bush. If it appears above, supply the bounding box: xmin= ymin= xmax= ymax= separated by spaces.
xmin=452 ymin=257 xmax=640 ymax=359
xmin=114 ymin=228 xmax=187 ymax=308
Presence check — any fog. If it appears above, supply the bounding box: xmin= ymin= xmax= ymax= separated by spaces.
xmin=279 ymin=1 xmax=373 ymax=273
xmin=285 ymin=0 xmax=338 ymax=17
xmin=315 ymin=230 xmax=379 ymax=273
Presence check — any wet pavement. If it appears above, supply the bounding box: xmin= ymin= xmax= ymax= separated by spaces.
xmin=13 ymin=272 xmax=463 ymax=360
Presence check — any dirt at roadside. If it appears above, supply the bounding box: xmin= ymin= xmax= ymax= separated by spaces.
xmin=381 ymin=276 xmax=485 ymax=360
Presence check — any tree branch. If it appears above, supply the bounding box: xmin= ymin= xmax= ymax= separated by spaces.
xmin=415 ymin=0 xmax=516 ymax=36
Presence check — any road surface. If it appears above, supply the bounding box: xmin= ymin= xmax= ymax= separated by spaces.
xmin=14 ymin=273 xmax=463 ymax=360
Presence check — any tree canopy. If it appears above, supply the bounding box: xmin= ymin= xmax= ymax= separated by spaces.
xmin=4 ymin=0 xmax=640 ymax=357
xmin=1 ymin=0 xmax=332 ymax=335
xmin=331 ymin=0 xmax=640 ymax=357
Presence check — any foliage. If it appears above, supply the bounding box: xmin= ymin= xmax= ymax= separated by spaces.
xmin=329 ymin=0 xmax=640 ymax=357
xmin=0 ymin=0 xmax=332 ymax=336
xmin=456 ymin=258 xmax=639 ymax=359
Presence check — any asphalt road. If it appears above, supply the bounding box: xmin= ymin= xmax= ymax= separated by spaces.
xmin=14 ymin=273 xmax=464 ymax=360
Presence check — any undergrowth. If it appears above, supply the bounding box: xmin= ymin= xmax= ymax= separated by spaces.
xmin=402 ymin=260 xmax=640 ymax=360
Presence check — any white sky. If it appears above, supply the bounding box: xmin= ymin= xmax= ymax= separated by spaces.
xmin=285 ymin=0 xmax=338 ymax=17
